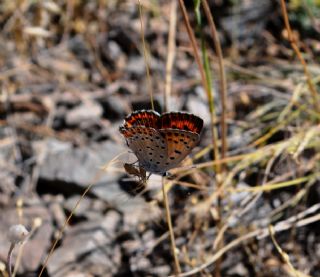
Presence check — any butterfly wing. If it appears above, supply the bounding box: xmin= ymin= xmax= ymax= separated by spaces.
xmin=120 ymin=126 xmax=168 ymax=174
xmin=159 ymin=129 xmax=200 ymax=172
xmin=158 ymin=112 xmax=203 ymax=134
xmin=121 ymin=110 xmax=160 ymax=129
xmin=120 ymin=110 xmax=204 ymax=174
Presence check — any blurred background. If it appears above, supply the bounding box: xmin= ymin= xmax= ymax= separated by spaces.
xmin=0 ymin=0 xmax=320 ymax=276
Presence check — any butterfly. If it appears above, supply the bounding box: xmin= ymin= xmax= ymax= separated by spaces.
xmin=119 ymin=110 xmax=203 ymax=175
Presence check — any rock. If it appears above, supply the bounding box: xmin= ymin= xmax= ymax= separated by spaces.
xmin=150 ymin=265 xmax=171 ymax=276
xmin=38 ymin=140 xmax=124 ymax=199
xmin=65 ymin=100 xmax=103 ymax=126
xmin=226 ymin=262 xmax=249 ymax=276
xmin=104 ymin=80 xmax=137 ymax=96
xmin=99 ymin=94 xmax=129 ymax=120
xmin=220 ymin=0 xmax=272 ymax=48
xmin=185 ymin=95 xmax=211 ymax=125
xmin=131 ymin=96 xmax=163 ymax=113
xmin=43 ymin=194 xmax=67 ymax=229
xmin=126 ymin=56 xmax=146 ymax=76
xmin=63 ymin=272 xmax=93 ymax=277
xmin=36 ymin=45 xmax=88 ymax=80
xmin=56 ymin=91 xmax=81 ymax=107
xmin=130 ymin=256 xmax=151 ymax=273
xmin=38 ymin=139 xmax=160 ymax=226
xmin=47 ymin=215 xmax=122 ymax=277
xmin=64 ymin=196 xmax=108 ymax=221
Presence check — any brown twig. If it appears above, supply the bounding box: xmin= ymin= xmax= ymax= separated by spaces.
xmin=138 ymin=0 xmax=154 ymax=110
xmin=6 ymin=244 xmax=14 ymax=277
xmin=178 ymin=0 xmax=221 ymax=173
xmin=201 ymin=2 xmax=228 ymax=275
xmin=162 ymin=177 xmax=181 ymax=274
xmin=268 ymin=225 xmax=302 ymax=277
xmin=201 ymin=0 xmax=228 ymax=161
xmin=280 ymin=0 xmax=320 ymax=114
xmin=164 ymin=0 xmax=178 ymax=112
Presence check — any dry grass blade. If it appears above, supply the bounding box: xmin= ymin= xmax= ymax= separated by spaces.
xmin=162 ymin=177 xmax=181 ymax=274
xmin=269 ymin=225 xmax=310 ymax=277
xmin=137 ymin=0 xmax=154 ymax=110
xmin=280 ymin=0 xmax=320 ymax=114
xmin=201 ymin=0 xmax=228 ymax=161
xmin=164 ymin=0 xmax=177 ymax=112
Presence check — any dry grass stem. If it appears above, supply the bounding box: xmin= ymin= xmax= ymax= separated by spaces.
xmin=280 ymin=0 xmax=320 ymax=114
xmin=162 ymin=177 xmax=181 ymax=274
xmin=201 ymin=0 xmax=228 ymax=161
xmin=178 ymin=0 xmax=221 ymax=174
xmin=138 ymin=0 xmax=154 ymax=110
xmin=268 ymin=225 xmax=308 ymax=277
xmin=164 ymin=0 xmax=178 ymax=112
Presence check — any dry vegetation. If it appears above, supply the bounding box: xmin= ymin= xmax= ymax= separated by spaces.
xmin=0 ymin=0 xmax=320 ymax=276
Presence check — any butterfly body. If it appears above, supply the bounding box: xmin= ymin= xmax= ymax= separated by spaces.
xmin=119 ymin=110 xmax=203 ymax=175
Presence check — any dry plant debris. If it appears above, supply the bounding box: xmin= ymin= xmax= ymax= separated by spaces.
xmin=0 ymin=1 xmax=319 ymax=276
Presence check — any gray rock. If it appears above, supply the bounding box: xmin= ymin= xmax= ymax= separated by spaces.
xmin=64 ymin=196 xmax=108 ymax=221
xmin=39 ymin=140 xmax=126 ymax=205
xmin=98 ymin=94 xmax=129 ymax=120
xmin=66 ymin=100 xmax=103 ymax=126
xmin=38 ymin=139 xmax=160 ymax=223
xmin=47 ymin=215 xmax=121 ymax=277
xmin=186 ymin=95 xmax=211 ymax=125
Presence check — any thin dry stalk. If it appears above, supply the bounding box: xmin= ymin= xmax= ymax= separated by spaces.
xmin=62 ymin=0 xmax=74 ymax=43
xmin=280 ymin=0 xmax=320 ymax=114
xmin=164 ymin=0 xmax=178 ymax=112
xmin=138 ymin=0 xmax=154 ymax=110
xmin=13 ymin=219 xmax=42 ymax=277
xmin=201 ymin=2 xmax=228 ymax=275
xmin=6 ymin=244 xmax=14 ymax=277
xmin=201 ymin=0 xmax=228 ymax=161
xmin=268 ymin=225 xmax=305 ymax=277
xmin=37 ymin=182 xmax=95 ymax=277
xmin=162 ymin=177 xmax=181 ymax=274
xmin=178 ymin=0 xmax=221 ymax=173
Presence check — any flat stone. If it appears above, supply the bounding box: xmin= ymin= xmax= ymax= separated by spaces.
xmin=66 ymin=100 xmax=103 ymax=126
xmin=47 ymin=215 xmax=121 ymax=277
xmin=186 ymin=95 xmax=211 ymax=125
xmin=39 ymin=139 xmax=123 ymax=190
xmin=64 ymin=196 xmax=108 ymax=221
xmin=38 ymin=139 xmax=159 ymax=223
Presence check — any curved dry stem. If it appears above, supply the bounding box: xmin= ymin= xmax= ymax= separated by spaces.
xmin=201 ymin=0 xmax=228 ymax=161
xmin=6 ymin=243 xmax=14 ymax=277
xmin=164 ymin=0 xmax=177 ymax=112
xmin=38 ymin=181 xmax=96 ymax=277
xmin=178 ymin=0 xmax=221 ymax=174
xmin=280 ymin=0 xmax=320 ymax=114
xmin=137 ymin=0 xmax=154 ymax=110
xmin=162 ymin=177 xmax=181 ymax=274
xmin=269 ymin=225 xmax=306 ymax=277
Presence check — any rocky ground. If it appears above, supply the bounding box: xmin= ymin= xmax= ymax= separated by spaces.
xmin=0 ymin=1 xmax=320 ymax=277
